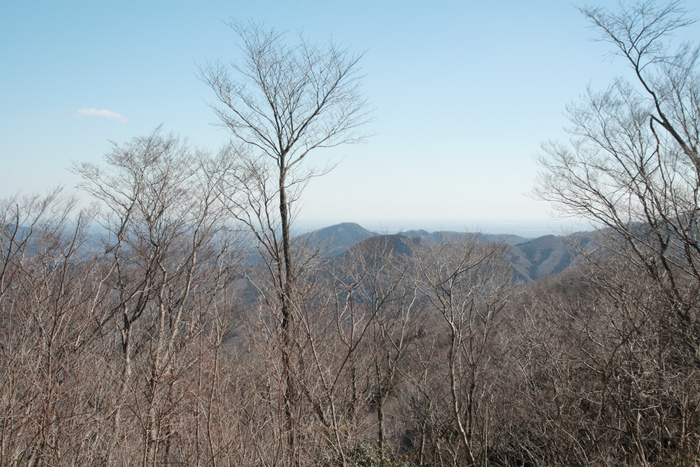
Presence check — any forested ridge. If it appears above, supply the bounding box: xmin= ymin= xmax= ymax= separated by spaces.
xmin=2 ymin=1 xmax=699 ymax=465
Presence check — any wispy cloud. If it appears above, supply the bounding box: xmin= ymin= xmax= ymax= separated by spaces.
xmin=74 ymin=108 xmax=127 ymax=122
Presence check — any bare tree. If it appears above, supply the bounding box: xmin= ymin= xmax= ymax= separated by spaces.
xmin=0 ymin=190 xmax=102 ymax=465
xmin=413 ymin=236 xmax=512 ymax=466
xmin=314 ymin=235 xmax=423 ymax=463
xmin=74 ymin=129 xmax=238 ymax=466
xmin=201 ymin=20 xmax=371 ymax=461
xmin=535 ymin=2 xmax=700 ymax=463
xmin=535 ymin=0 xmax=699 ymax=323
xmin=346 ymin=236 xmax=420 ymax=458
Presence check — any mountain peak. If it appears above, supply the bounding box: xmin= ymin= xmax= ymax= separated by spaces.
xmin=297 ymin=222 xmax=376 ymax=255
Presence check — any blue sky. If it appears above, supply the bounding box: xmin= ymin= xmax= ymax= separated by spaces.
xmin=2 ymin=1 xmax=698 ymax=235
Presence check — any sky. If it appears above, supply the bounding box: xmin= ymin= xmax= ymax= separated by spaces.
xmin=1 ymin=1 xmax=698 ymax=236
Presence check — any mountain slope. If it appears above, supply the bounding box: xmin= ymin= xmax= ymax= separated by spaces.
xmin=508 ymin=235 xmax=575 ymax=282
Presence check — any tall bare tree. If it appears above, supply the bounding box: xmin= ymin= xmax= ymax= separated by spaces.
xmin=201 ymin=21 xmax=371 ymax=461
xmin=535 ymin=1 xmax=700 ymax=464
xmin=536 ymin=0 xmax=699 ymax=318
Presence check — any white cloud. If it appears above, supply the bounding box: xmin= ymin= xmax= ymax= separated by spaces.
xmin=74 ymin=108 xmax=127 ymax=122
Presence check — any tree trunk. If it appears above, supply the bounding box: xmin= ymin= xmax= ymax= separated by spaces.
xmin=278 ymin=162 xmax=296 ymax=464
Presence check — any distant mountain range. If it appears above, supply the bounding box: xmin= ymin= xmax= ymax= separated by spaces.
xmin=298 ymin=222 xmax=593 ymax=282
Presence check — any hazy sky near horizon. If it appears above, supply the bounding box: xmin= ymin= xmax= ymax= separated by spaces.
xmin=2 ymin=1 xmax=698 ymax=234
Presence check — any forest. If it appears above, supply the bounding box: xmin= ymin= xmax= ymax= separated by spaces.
xmin=1 ymin=1 xmax=699 ymax=466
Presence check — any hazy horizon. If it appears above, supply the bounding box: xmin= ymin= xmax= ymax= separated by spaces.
xmin=293 ymin=218 xmax=593 ymax=239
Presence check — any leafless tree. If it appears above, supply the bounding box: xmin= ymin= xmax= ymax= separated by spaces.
xmin=316 ymin=235 xmax=424 ymax=463
xmin=74 ymin=129 xmax=239 ymax=466
xmin=413 ymin=236 xmax=512 ymax=466
xmin=347 ymin=237 xmax=420 ymax=457
xmin=0 ymin=190 xmax=104 ymax=465
xmin=535 ymin=1 xmax=700 ymax=463
xmin=535 ymin=0 xmax=699 ymax=343
xmin=201 ymin=20 xmax=371 ymax=462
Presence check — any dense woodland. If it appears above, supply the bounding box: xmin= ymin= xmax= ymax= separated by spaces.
xmin=1 ymin=1 xmax=699 ymax=466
